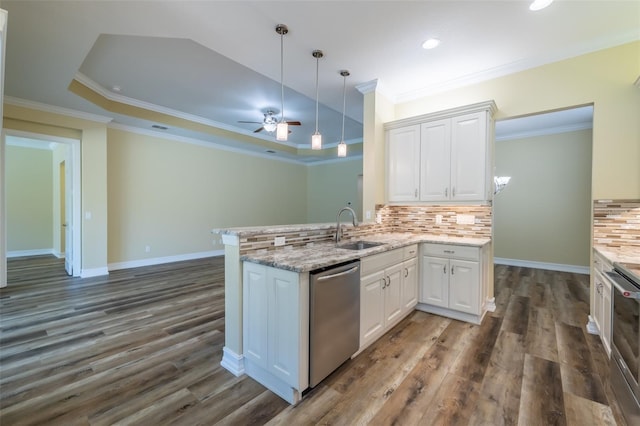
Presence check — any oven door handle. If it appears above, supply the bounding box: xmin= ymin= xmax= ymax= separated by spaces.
xmin=606 ymin=271 xmax=640 ymax=299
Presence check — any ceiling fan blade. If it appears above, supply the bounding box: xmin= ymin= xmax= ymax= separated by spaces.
xmin=238 ymin=120 xmax=262 ymax=124
xmin=254 ymin=127 xmax=265 ymax=133
xmin=286 ymin=121 xmax=301 ymax=126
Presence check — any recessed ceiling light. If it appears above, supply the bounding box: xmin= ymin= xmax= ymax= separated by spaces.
xmin=111 ymin=85 xmax=122 ymax=92
xmin=422 ymin=38 xmax=441 ymax=50
xmin=151 ymin=124 xmax=168 ymax=130
xmin=265 ymin=150 xmax=276 ymax=154
xmin=529 ymin=0 xmax=553 ymax=11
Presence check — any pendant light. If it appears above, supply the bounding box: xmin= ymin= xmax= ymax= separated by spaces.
xmin=337 ymin=70 xmax=349 ymax=157
xmin=275 ymin=24 xmax=289 ymax=141
xmin=311 ymin=50 xmax=323 ymax=150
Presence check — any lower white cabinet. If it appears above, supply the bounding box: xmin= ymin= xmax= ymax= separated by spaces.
xmin=243 ymin=261 xmax=308 ymax=404
xmin=419 ymin=243 xmax=487 ymax=323
xmin=359 ymin=245 xmax=418 ymax=352
xmin=592 ymin=250 xmax=612 ymax=356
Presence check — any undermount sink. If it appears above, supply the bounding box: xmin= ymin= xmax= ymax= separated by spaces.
xmin=337 ymin=241 xmax=386 ymax=251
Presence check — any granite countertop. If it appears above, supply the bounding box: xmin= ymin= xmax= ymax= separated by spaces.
xmin=241 ymin=233 xmax=491 ymax=273
xmin=594 ymin=245 xmax=640 ymax=281
xmin=212 ymin=223 xmax=337 ymax=236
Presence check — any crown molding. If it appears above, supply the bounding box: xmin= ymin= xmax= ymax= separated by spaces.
xmin=4 ymin=96 xmax=113 ymax=123
xmin=384 ymin=100 xmax=497 ymax=130
xmin=108 ymin=122 xmax=348 ymax=166
xmin=394 ymin=33 xmax=640 ymax=103
xmin=495 ymin=121 xmax=592 ymax=142
xmin=73 ymin=73 xmax=301 ymax=149
xmin=355 ymin=79 xmax=378 ymax=95
xmin=305 ymin=154 xmax=363 ymax=166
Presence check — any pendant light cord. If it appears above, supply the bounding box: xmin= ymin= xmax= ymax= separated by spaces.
xmin=314 ymin=56 xmax=320 ymax=133
xmin=280 ymin=30 xmax=285 ymax=124
xmin=341 ymin=72 xmax=347 ymax=141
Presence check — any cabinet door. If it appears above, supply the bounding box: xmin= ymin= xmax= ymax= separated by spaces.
xmin=450 ymin=112 xmax=487 ymax=201
xmin=401 ymin=257 xmax=418 ymax=313
xmin=420 ymin=119 xmax=451 ymax=201
xmin=243 ymin=262 xmax=268 ymax=369
xmin=360 ymin=270 xmax=386 ymax=348
xmin=267 ymin=268 xmax=301 ymax=387
xmin=449 ymin=259 xmax=480 ymax=314
xmin=384 ymin=263 xmax=403 ymax=326
xmin=602 ymin=278 xmax=612 ymax=354
xmin=388 ymin=125 xmax=421 ymax=202
xmin=421 ymin=256 xmax=449 ymax=308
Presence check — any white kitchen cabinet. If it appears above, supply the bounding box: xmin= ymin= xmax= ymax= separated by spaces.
xmin=243 ymin=261 xmax=308 ymax=404
xmin=592 ymin=250 xmax=613 ymax=356
xmin=419 ymin=243 xmax=487 ymax=323
xmin=385 ymin=101 xmax=496 ymax=203
xmin=387 ymin=125 xmax=421 ymax=201
xmin=359 ymin=245 xmax=418 ymax=352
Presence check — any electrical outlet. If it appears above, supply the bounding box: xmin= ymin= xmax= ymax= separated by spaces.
xmin=366 ymin=210 xmax=372 ymax=220
xmin=145 ymin=245 xmax=151 ymax=253
xmin=456 ymin=214 xmax=475 ymax=225
xmin=274 ymin=236 xmax=286 ymax=246
xmin=435 ymin=214 xmax=443 ymax=224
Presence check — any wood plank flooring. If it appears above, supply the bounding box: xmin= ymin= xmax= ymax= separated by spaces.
xmin=0 ymin=256 xmax=627 ymax=425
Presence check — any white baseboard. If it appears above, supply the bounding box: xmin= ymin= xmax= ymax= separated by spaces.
xmin=7 ymin=248 xmax=54 ymax=258
xmin=53 ymin=251 xmax=65 ymax=259
xmin=484 ymin=297 xmax=496 ymax=312
xmin=220 ymin=346 xmax=245 ymax=377
xmin=494 ymin=257 xmax=590 ymax=274
xmin=80 ymin=267 xmax=109 ymax=278
xmin=108 ymin=250 xmax=223 ymax=271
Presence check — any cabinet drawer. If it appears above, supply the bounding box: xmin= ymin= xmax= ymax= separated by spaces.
xmin=361 ymin=248 xmax=403 ymax=276
xmin=593 ymin=250 xmax=612 ymax=274
xmin=422 ymin=243 xmax=479 ymax=261
xmin=403 ymin=244 xmax=418 ymax=259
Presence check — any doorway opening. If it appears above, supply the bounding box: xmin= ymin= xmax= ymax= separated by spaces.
xmin=3 ymin=130 xmax=81 ymax=279
xmin=493 ymin=105 xmax=593 ymax=274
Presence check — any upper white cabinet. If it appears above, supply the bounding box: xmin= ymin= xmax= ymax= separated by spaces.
xmin=387 ymin=125 xmax=421 ymax=201
xmin=386 ymin=101 xmax=496 ymax=203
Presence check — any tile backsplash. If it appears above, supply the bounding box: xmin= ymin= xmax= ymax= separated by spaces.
xmin=238 ymin=204 xmax=492 ymax=255
xmin=593 ymin=200 xmax=640 ymax=247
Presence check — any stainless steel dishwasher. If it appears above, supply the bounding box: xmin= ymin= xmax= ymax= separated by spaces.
xmin=309 ymin=260 xmax=360 ymax=388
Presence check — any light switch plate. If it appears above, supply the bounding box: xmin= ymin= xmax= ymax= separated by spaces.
xmin=435 ymin=214 xmax=443 ymax=224
xmin=274 ymin=236 xmax=286 ymax=246
xmin=456 ymin=214 xmax=475 ymax=225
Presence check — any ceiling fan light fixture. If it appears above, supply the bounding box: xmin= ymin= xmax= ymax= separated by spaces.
xmin=311 ymin=49 xmax=324 ymax=150
xmin=276 ymin=24 xmax=289 ymax=142
xmin=529 ymin=0 xmax=553 ymax=11
xmin=337 ymin=70 xmax=350 ymax=158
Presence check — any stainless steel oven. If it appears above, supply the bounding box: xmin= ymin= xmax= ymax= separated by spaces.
xmin=609 ymin=262 xmax=640 ymax=425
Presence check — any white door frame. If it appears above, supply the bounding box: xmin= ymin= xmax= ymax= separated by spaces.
xmin=3 ymin=129 xmax=82 ymax=277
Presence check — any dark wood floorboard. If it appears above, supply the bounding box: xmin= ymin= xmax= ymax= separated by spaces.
xmin=0 ymin=257 xmax=625 ymax=425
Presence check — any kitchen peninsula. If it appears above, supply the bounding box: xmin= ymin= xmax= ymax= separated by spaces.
xmin=215 ymin=214 xmax=494 ymax=404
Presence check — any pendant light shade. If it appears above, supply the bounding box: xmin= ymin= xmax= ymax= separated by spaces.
xmin=337 ymin=70 xmax=349 ymax=157
xmin=276 ymin=24 xmax=289 ymax=141
xmin=311 ymin=50 xmax=323 ymax=150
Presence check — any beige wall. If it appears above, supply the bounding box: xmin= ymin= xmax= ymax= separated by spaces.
xmin=51 ymin=143 xmax=69 ymax=256
xmin=494 ymin=129 xmax=592 ymax=267
xmin=107 ymin=128 xmax=308 ymax=264
xmin=6 ymin=145 xmax=53 ymax=251
xmin=307 ymin=159 xmax=363 ymax=223
xmin=394 ymin=41 xmax=640 ymax=200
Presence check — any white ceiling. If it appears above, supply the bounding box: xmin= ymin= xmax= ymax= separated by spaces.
xmin=2 ymin=1 xmax=638 ymax=163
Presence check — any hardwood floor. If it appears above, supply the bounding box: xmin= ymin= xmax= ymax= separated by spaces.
xmin=0 ymin=256 xmax=627 ymax=425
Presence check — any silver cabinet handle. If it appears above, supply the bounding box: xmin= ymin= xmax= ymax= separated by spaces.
xmin=452 ymin=187 xmax=456 ymax=197
xmin=414 ymin=189 xmax=418 ymax=198
xmin=444 ymin=187 xmax=448 ymax=197
xmin=404 ymin=268 xmax=409 ymax=278
xmin=443 ymin=265 xmax=447 ymax=274
xmin=444 ymin=250 xmax=455 ymax=254
xmin=451 ymin=266 xmax=455 ymax=275
xmin=386 ymin=276 xmax=391 ymax=287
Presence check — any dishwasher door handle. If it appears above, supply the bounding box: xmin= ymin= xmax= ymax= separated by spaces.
xmin=317 ymin=265 xmax=360 ymax=281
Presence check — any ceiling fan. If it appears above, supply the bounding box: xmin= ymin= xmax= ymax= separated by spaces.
xmin=238 ymin=110 xmax=301 ymax=134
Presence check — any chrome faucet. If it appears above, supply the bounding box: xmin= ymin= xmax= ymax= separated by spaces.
xmin=335 ymin=206 xmax=358 ymax=243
